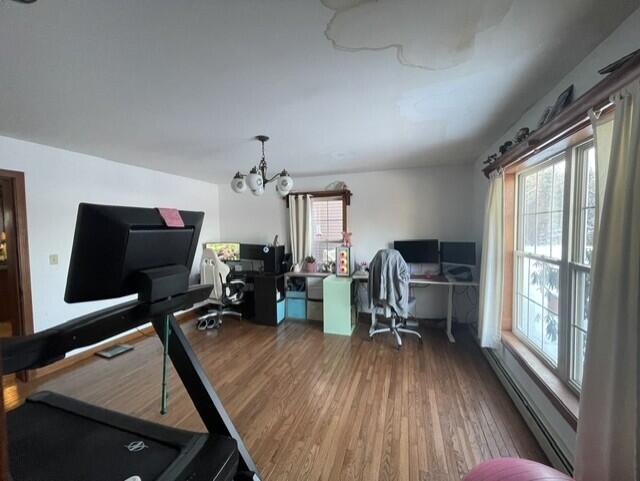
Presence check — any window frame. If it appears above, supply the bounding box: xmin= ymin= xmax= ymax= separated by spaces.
xmin=567 ymin=139 xmax=595 ymax=391
xmin=512 ymin=138 xmax=595 ymax=396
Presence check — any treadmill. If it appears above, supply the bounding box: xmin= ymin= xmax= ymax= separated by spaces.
xmin=0 ymin=204 xmax=262 ymax=481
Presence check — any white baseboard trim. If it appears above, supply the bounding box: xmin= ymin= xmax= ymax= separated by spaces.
xmin=483 ymin=348 xmax=574 ymax=475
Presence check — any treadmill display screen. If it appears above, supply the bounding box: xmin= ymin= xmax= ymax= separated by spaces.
xmin=65 ymin=203 xmax=204 ymax=303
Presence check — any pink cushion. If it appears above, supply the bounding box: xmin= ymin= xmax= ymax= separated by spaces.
xmin=463 ymin=458 xmax=572 ymax=481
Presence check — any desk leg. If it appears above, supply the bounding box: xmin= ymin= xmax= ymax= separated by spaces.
xmin=446 ymin=285 xmax=455 ymax=343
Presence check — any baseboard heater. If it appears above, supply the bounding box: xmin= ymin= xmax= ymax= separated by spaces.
xmin=483 ymin=348 xmax=574 ymax=475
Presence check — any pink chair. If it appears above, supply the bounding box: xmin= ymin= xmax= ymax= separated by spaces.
xmin=463 ymin=458 xmax=572 ymax=481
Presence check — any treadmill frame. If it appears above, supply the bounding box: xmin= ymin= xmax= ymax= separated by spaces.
xmin=153 ymin=314 xmax=259 ymax=478
xmin=0 ymin=285 xmax=262 ymax=481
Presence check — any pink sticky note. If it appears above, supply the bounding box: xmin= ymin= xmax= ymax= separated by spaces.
xmin=157 ymin=208 xmax=185 ymax=228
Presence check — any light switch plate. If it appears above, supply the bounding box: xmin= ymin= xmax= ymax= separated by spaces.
xmin=49 ymin=254 xmax=59 ymax=265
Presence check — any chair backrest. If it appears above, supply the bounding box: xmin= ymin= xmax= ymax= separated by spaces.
xmin=201 ymin=248 xmax=231 ymax=301
xmin=368 ymin=248 xmax=410 ymax=316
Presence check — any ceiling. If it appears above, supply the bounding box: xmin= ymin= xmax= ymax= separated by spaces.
xmin=0 ymin=0 xmax=638 ymax=183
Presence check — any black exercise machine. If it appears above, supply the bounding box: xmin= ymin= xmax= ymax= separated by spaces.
xmin=0 ymin=204 xmax=262 ymax=481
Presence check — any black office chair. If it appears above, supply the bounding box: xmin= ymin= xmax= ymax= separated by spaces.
xmin=197 ymin=249 xmax=245 ymax=330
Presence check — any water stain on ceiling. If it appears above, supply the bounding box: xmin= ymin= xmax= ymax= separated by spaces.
xmin=322 ymin=0 xmax=514 ymax=70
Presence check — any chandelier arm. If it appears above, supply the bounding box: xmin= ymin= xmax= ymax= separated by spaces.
xmin=263 ymin=172 xmax=283 ymax=185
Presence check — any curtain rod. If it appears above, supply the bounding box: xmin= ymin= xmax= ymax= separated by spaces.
xmin=483 ymin=50 xmax=640 ymax=178
xmin=284 ymin=189 xmax=352 ymax=207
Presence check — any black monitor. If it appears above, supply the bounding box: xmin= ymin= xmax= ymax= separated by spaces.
xmin=393 ymin=239 xmax=439 ymax=263
xmin=440 ymin=241 xmax=476 ymax=266
xmin=65 ymin=203 xmax=204 ymax=303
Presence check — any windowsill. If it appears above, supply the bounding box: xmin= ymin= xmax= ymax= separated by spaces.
xmin=501 ymin=330 xmax=579 ymax=430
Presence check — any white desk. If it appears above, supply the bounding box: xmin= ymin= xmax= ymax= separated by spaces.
xmin=351 ymin=271 xmax=478 ymax=343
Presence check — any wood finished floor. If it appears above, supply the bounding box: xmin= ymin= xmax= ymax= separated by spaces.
xmin=7 ymin=319 xmax=546 ymax=481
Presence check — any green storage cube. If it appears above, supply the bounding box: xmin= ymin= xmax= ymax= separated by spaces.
xmin=323 ymin=275 xmax=355 ymax=336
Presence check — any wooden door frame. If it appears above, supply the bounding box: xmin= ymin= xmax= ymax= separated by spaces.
xmin=0 ymin=169 xmax=34 ymax=381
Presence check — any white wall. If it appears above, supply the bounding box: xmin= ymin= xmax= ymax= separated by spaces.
xmin=0 ymin=135 xmax=220 ymax=333
xmin=219 ymin=164 xmax=479 ymax=320
xmin=470 ymin=8 xmax=640 ymax=468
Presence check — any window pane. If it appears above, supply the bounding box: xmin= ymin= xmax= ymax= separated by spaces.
xmin=516 ymin=257 xmax=558 ymax=365
xmin=552 ymin=161 xmax=565 ymax=212
xmin=535 ymin=213 xmax=551 ymax=257
xmin=542 ymin=263 xmax=560 ymax=315
xmin=571 ymin=270 xmax=591 ymax=385
xmin=584 ymin=207 xmax=595 ymax=265
xmin=524 ymin=174 xmax=537 ymax=214
xmin=541 ymin=261 xmax=560 ymax=364
xmin=519 ymin=256 xmax=530 ymax=297
xmin=572 ymin=328 xmax=588 ymax=385
xmin=551 ymin=212 xmax=563 ymax=259
xmin=586 ymin=147 xmax=596 ymax=208
xmin=524 ymin=215 xmax=536 ymax=253
xmin=528 ymin=260 xmax=544 ymax=306
xmin=537 ymin=166 xmax=553 ymax=213
xmin=528 ymin=300 xmax=543 ymax=350
xmin=574 ymin=271 xmax=591 ymax=331
xmin=542 ymin=310 xmax=559 ymax=363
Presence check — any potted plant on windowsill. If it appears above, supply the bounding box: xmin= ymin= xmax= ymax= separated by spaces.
xmin=303 ymin=256 xmax=317 ymax=273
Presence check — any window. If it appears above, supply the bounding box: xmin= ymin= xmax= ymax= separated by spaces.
xmin=514 ymin=140 xmax=596 ymax=391
xmin=311 ymin=197 xmax=346 ymax=264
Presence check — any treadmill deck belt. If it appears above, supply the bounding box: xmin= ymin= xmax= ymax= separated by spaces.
xmin=7 ymin=391 xmax=239 ymax=481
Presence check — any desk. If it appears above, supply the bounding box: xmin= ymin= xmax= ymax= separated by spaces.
xmin=351 ymin=271 xmax=478 ymax=343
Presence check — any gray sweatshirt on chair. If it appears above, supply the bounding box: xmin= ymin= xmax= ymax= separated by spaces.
xmin=368 ymin=249 xmax=411 ymax=319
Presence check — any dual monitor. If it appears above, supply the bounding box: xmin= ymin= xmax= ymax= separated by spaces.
xmin=393 ymin=239 xmax=476 ymax=266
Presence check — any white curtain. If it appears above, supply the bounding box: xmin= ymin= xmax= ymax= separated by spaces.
xmin=575 ymin=81 xmax=640 ymax=481
xmin=588 ymin=108 xmax=614 ymax=228
xmin=478 ymin=172 xmax=504 ymax=349
xmin=288 ymin=194 xmax=313 ymax=268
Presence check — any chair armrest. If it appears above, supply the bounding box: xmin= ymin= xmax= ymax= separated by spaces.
xmin=229 ymin=279 xmax=245 ymax=286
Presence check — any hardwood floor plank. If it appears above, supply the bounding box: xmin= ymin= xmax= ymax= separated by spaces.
xmin=5 ymin=319 xmax=547 ymax=481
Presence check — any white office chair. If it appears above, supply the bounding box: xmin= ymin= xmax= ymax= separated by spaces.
xmin=197 ymin=249 xmax=245 ymax=330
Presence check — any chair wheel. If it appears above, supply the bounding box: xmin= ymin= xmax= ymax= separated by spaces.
xmin=196 ymin=319 xmax=208 ymax=331
xmin=206 ymin=317 xmax=220 ymax=329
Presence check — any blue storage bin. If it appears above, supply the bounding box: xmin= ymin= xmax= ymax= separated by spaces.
xmin=286 ymin=290 xmax=306 ymax=299
xmin=286 ymin=298 xmax=306 ymax=319
xmin=276 ymin=299 xmax=285 ymax=324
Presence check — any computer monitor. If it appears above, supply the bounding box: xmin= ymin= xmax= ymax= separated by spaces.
xmin=65 ymin=203 xmax=204 ymax=303
xmin=205 ymin=242 xmax=241 ymax=261
xmin=440 ymin=241 xmax=476 ymax=266
xmin=393 ymin=239 xmax=439 ymax=263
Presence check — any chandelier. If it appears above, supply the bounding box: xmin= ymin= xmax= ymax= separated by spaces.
xmin=230 ymin=135 xmax=293 ymax=197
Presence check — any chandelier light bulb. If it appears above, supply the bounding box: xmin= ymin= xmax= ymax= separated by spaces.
xmin=230 ymin=173 xmax=247 ymax=193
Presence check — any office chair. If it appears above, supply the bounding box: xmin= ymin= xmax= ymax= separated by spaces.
xmin=370 ymin=302 xmax=422 ymax=348
xmin=197 ymin=249 xmax=245 ymax=330
xmin=368 ymin=249 xmax=422 ymax=348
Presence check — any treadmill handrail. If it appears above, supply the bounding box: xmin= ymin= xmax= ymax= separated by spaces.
xmin=0 ymin=284 xmax=212 ymax=374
